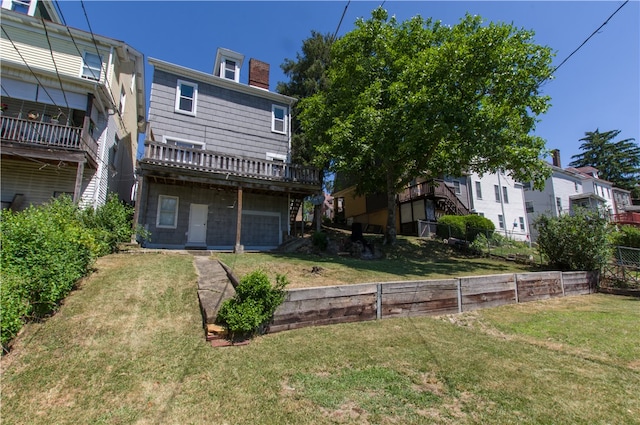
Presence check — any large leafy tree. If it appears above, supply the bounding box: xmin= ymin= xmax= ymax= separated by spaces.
xmin=277 ymin=31 xmax=333 ymax=230
xmin=300 ymin=8 xmax=554 ymax=244
xmin=569 ymin=129 xmax=640 ymax=192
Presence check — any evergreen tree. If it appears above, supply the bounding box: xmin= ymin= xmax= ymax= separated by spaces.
xmin=569 ymin=129 xmax=640 ymax=192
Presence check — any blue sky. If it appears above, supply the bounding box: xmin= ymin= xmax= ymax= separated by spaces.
xmin=59 ymin=1 xmax=639 ymax=166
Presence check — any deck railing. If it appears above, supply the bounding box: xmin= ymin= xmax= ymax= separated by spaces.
xmin=398 ymin=179 xmax=470 ymax=215
xmin=612 ymin=212 xmax=640 ymax=225
xmin=141 ymin=141 xmax=320 ymax=185
xmin=1 ymin=116 xmax=98 ymax=163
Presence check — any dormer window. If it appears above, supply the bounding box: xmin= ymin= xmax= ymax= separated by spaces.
xmin=213 ymin=48 xmax=244 ymax=83
xmin=11 ymin=0 xmax=31 ymax=14
xmin=223 ymin=59 xmax=237 ymax=81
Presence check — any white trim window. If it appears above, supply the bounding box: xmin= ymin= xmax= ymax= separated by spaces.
xmin=498 ymin=214 xmax=505 ymax=229
xmin=164 ymin=136 xmax=204 ymax=164
xmin=157 ymin=195 xmax=179 ymax=228
xmin=175 ymin=79 xmax=197 ymax=115
xmin=222 ymin=58 xmax=239 ymax=82
xmin=502 ymin=186 xmax=509 ymax=204
xmin=272 ymin=105 xmax=287 ymax=134
xmin=81 ymin=51 xmax=102 ymax=81
xmin=475 ymin=181 xmax=482 ymax=199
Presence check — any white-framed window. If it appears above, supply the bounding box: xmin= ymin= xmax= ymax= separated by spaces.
xmin=119 ymin=87 xmax=126 ymax=115
xmin=475 ymin=181 xmax=482 ymax=199
xmin=574 ymin=181 xmax=579 ymax=192
xmin=498 ymin=214 xmax=505 ymax=229
xmin=556 ymin=197 xmax=562 ymax=213
xmin=266 ymin=152 xmax=286 ymax=176
xmin=502 ymin=186 xmax=509 ymax=204
xmin=175 ymin=79 xmax=197 ymax=115
xmin=519 ymin=217 xmax=525 ymax=231
xmin=525 ymin=201 xmax=534 ymax=213
xmin=453 ymin=181 xmax=461 ymax=194
xmin=494 ymin=185 xmax=500 ymax=202
xmin=157 ymin=195 xmax=179 ymax=228
xmin=81 ymin=51 xmax=102 ymax=81
xmin=11 ymin=0 xmax=30 ymax=13
xmin=272 ymin=105 xmax=287 ymax=134
xmin=222 ymin=59 xmax=238 ymax=81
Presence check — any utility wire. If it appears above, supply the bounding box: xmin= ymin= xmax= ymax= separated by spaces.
xmin=41 ymin=17 xmax=71 ymax=112
xmin=550 ymin=0 xmax=629 ymax=77
xmin=332 ymin=0 xmax=351 ymax=41
xmin=1 ymin=26 xmax=60 ymax=108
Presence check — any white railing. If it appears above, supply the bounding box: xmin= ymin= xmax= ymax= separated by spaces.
xmin=142 ymin=141 xmax=320 ymax=185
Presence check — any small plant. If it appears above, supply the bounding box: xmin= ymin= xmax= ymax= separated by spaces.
xmin=312 ymin=231 xmax=328 ymax=251
xmin=216 ymin=270 xmax=288 ymax=339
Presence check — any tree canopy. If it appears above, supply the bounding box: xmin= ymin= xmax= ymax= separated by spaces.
xmin=300 ymin=8 xmax=554 ymax=244
xmin=568 ymin=129 xmax=640 ymax=192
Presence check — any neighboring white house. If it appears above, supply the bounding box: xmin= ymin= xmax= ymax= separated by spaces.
xmin=523 ymin=152 xmax=613 ymax=241
xmin=465 ymin=171 xmax=530 ymax=241
xmin=1 ymin=0 xmax=145 ymax=210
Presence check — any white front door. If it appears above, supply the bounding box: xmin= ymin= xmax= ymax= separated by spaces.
xmin=188 ymin=204 xmax=208 ymax=245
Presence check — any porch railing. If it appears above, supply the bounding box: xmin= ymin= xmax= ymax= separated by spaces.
xmin=398 ymin=179 xmax=470 ymax=215
xmin=612 ymin=212 xmax=640 ymax=225
xmin=141 ymin=141 xmax=320 ymax=186
xmin=1 ymin=115 xmax=98 ymax=163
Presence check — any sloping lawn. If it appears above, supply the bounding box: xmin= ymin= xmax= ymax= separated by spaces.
xmin=1 ymin=253 xmax=638 ymax=424
xmin=217 ymin=236 xmax=538 ymax=288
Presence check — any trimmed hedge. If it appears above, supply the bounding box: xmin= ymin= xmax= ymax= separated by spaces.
xmin=436 ymin=215 xmax=495 ymax=240
xmin=1 ymin=195 xmax=134 ymax=351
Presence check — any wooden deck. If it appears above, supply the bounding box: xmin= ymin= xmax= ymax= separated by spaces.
xmin=612 ymin=212 xmax=640 ymax=226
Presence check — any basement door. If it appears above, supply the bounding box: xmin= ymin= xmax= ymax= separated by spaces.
xmin=188 ymin=204 xmax=208 ymax=245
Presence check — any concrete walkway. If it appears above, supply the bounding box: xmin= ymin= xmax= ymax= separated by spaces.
xmin=193 ymin=256 xmax=236 ymax=328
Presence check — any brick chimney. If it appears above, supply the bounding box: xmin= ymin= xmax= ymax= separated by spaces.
xmin=551 ymin=149 xmax=561 ymax=168
xmin=249 ymin=58 xmax=269 ymax=90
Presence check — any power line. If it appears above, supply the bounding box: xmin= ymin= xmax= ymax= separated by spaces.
xmin=551 ymin=0 xmax=629 ymax=77
xmin=1 ymin=25 xmax=61 ymax=108
xmin=332 ymin=0 xmax=351 ymax=41
xmin=41 ymin=17 xmax=71 ymax=112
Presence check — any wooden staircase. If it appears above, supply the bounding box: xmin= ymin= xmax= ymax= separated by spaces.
xmin=289 ymin=197 xmax=303 ymax=230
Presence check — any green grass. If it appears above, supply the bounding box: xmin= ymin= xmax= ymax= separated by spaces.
xmin=217 ymin=236 xmax=538 ymax=288
xmin=1 ymin=253 xmax=638 ymax=424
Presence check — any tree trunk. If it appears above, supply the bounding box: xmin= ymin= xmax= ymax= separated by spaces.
xmin=384 ymin=172 xmax=397 ymax=245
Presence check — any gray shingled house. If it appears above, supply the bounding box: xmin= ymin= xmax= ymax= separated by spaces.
xmin=135 ymin=48 xmax=320 ymax=251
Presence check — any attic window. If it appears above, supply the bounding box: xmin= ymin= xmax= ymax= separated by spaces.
xmin=272 ymin=105 xmax=287 ymax=134
xmin=11 ymin=0 xmax=31 ymax=13
xmin=175 ymin=80 xmax=197 ymax=116
xmin=220 ymin=58 xmax=239 ymax=82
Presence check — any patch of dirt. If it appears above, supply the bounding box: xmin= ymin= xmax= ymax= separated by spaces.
xmin=321 ymin=401 xmax=370 ymax=424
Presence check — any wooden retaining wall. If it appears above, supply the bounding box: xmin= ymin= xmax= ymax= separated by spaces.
xmin=268 ymin=271 xmax=598 ymax=333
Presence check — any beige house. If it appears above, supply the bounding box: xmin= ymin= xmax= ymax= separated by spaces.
xmin=1 ymin=0 xmax=145 ymax=210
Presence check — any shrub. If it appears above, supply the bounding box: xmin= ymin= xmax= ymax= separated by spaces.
xmin=81 ymin=194 xmax=134 ymax=255
xmin=534 ymin=209 xmax=611 ymax=271
xmin=217 ymin=270 xmax=288 ymax=339
xmin=436 ymin=215 xmax=466 ymax=239
xmin=465 ymin=215 xmax=495 ymax=241
xmin=611 ymin=225 xmax=640 ymax=248
xmin=312 ymin=231 xmax=328 ymax=251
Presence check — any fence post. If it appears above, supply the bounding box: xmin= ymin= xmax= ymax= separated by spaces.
xmin=457 ymin=278 xmax=462 ymax=313
xmin=376 ymin=283 xmax=382 ymax=320
xmin=514 ymin=273 xmax=520 ymax=303
xmin=560 ymin=272 xmax=566 ymax=297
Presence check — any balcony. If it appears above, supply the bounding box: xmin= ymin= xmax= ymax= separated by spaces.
xmin=1 ymin=115 xmax=98 ymax=165
xmin=140 ymin=141 xmax=321 ymax=187
xmin=398 ymin=179 xmax=470 ymax=216
xmin=612 ymin=212 xmax=640 ymax=226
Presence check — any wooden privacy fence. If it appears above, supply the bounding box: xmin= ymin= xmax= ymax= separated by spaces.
xmin=268 ymin=271 xmax=598 ymax=333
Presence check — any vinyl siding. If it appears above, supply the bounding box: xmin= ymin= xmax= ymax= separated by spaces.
xmin=1 ymin=24 xmax=109 ymax=81
xmin=1 ymin=157 xmax=92 ymax=209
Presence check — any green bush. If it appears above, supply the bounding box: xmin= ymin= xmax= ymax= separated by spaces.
xmin=0 ymin=194 xmax=136 ymax=351
xmin=81 ymin=194 xmax=134 ymax=255
xmin=465 ymin=215 xmax=495 ymax=241
xmin=312 ymin=231 xmax=328 ymax=251
xmin=534 ymin=209 xmax=611 ymax=271
xmin=436 ymin=215 xmax=466 ymax=239
xmin=217 ymin=270 xmax=288 ymax=339
xmin=611 ymin=225 xmax=640 ymax=248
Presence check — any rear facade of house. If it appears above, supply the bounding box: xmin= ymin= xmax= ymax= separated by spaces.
xmin=135 ymin=50 xmax=320 ymax=251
